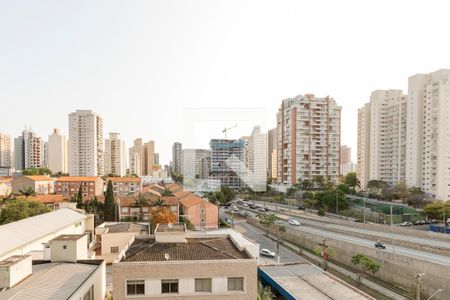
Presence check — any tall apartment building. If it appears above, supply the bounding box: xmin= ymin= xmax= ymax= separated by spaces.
xmin=0 ymin=133 xmax=13 ymax=168
xmin=172 ymin=142 xmax=182 ymax=175
xmin=245 ymin=126 xmax=267 ymax=190
xmin=406 ymin=69 xmax=450 ymax=200
xmin=340 ymin=145 xmax=355 ymax=176
xmin=210 ymin=139 xmax=246 ymax=190
xmin=48 ymin=129 xmax=68 ymax=174
xmin=104 ymin=133 xmax=126 ymax=176
xmin=154 ymin=153 xmax=159 ymax=165
xmin=129 ymin=138 xmax=144 ymax=176
xmin=267 ymin=128 xmax=277 ymax=180
xmin=276 ymin=95 xmax=341 ymax=184
xmin=68 ymin=110 xmax=104 ymax=176
xmin=181 ymin=149 xmax=211 ymax=179
xmin=143 ymin=141 xmax=155 ymax=175
xmin=14 ymin=128 xmax=44 ymax=171
xmin=357 ymin=103 xmax=371 ymax=189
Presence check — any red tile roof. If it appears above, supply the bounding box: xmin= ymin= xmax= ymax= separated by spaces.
xmin=17 ymin=195 xmax=70 ymax=203
xmin=106 ymin=177 xmax=141 ymax=183
xmin=24 ymin=175 xmax=53 ymax=181
xmin=56 ymin=176 xmax=100 ymax=182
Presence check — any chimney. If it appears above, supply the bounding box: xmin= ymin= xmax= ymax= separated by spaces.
xmin=0 ymin=255 xmax=32 ymax=289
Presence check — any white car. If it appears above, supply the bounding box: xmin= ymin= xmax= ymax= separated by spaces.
xmin=232 ymin=206 xmax=239 ymax=212
xmin=242 ymin=203 xmax=249 ymax=207
xmin=260 ymin=248 xmax=276 ymax=258
xmin=400 ymin=222 xmax=412 ymax=227
xmin=288 ymin=219 xmax=301 ymax=226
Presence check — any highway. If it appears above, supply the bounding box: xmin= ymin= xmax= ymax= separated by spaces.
xmin=229 ymin=205 xmax=450 ymax=267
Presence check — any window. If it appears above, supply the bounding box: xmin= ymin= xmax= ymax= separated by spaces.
xmin=111 ymin=246 xmax=119 ymax=253
xmin=228 ymin=277 xmax=244 ymax=291
xmin=126 ymin=280 xmax=145 ymax=296
xmin=83 ymin=285 xmax=94 ymax=300
xmin=63 ymin=245 xmax=67 ymax=250
xmin=195 ymin=278 xmax=212 ymax=292
xmin=161 ymin=279 xmax=178 ymax=294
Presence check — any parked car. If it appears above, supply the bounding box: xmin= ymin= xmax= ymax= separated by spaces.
xmin=400 ymin=221 xmax=413 ymax=227
xmin=374 ymin=241 xmax=386 ymax=249
xmin=258 ymin=207 xmax=267 ymax=212
xmin=414 ymin=220 xmax=426 ymax=225
xmin=232 ymin=206 xmax=239 ymax=212
xmin=236 ymin=200 xmax=243 ymax=204
xmin=297 ymin=205 xmax=306 ymax=210
xmin=242 ymin=203 xmax=249 ymax=207
xmin=260 ymin=248 xmax=276 ymax=258
xmin=288 ymin=219 xmax=301 ymax=226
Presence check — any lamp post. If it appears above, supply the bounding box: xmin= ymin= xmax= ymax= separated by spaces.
xmin=415 ymin=273 xmax=425 ymax=300
xmin=427 ymin=288 xmax=443 ymax=300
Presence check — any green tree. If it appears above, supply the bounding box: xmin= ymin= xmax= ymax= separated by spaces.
xmin=153 ymin=197 xmax=165 ymax=207
xmin=351 ymin=254 xmax=381 ymax=282
xmin=203 ymin=191 xmax=225 ymax=205
xmin=257 ymin=281 xmax=274 ymax=300
xmin=22 ymin=167 xmax=52 ymax=176
xmin=286 ymin=198 xmax=297 ymax=210
xmin=76 ymin=185 xmax=83 ymax=208
xmin=344 ymin=172 xmax=361 ymax=193
xmin=104 ymin=180 xmax=116 ymax=221
xmin=315 ymin=189 xmax=347 ymax=213
xmin=172 ymin=173 xmax=184 ymax=184
xmin=258 ymin=213 xmax=278 ymax=236
xmin=394 ymin=182 xmax=409 ymax=203
xmin=313 ymin=176 xmax=326 ymax=190
xmin=0 ymin=199 xmax=51 ymax=224
xmin=161 ymin=188 xmax=173 ymax=197
xmin=407 ymin=187 xmax=426 ymax=207
xmin=19 ymin=186 xmax=36 ymax=199
xmin=367 ymin=180 xmax=388 ymax=196
xmin=423 ymin=202 xmax=450 ymax=220
xmin=220 ymin=186 xmax=236 ymax=205
xmin=133 ymin=193 xmax=150 ymax=221
xmin=299 ymin=179 xmax=314 ymax=191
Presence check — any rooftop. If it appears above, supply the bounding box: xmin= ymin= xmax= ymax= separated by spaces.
xmin=1 ymin=260 xmax=102 ymax=300
xmin=0 ymin=208 xmax=86 ymax=258
xmin=56 ymin=176 xmax=100 ymax=182
xmin=104 ymin=223 xmax=148 ymax=233
xmin=51 ymin=234 xmax=86 ymax=242
xmin=155 ymin=223 xmax=185 ymax=233
xmin=0 ymin=255 xmax=29 ymax=267
xmin=107 ymin=177 xmax=141 ymax=183
xmin=22 ymin=175 xmax=52 ymax=181
xmin=121 ymin=237 xmax=251 ymax=262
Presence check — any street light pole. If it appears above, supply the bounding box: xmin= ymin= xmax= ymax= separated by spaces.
xmin=427 ymin=288 xmax=443 ymax=300
xmin=415 ymin=273 xmax=425 ymax=300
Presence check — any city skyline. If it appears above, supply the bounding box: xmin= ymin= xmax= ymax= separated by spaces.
xmin=2 ymin=1 xmax=450 ymax=164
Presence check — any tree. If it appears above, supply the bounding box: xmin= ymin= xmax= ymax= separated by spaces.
xmin=286 ymin=198 xmax=297 ymax=210
xmin=104 ymin=180 xmax=116 ymax=221
xmin=220 ymin=186 xmax=236 ymax=205
xmin=313 ymin=176 xmax=326 ymax=190
xmin=407 ymin=187 xmax=426 ymax=207
xmin=351 ymin=254 xmax=381 ymax=283
xmin=315 ymin=189 xmax=348 ymax=213
xmin=203 ymin=191 xmax=224 ymax=205
xmin=344 ymin=172 xmax=361 ymax=193
xmin=367 ymin=180 xmax=388 ymax=196
xmin=394 ymin=182 xmax=409 ymax=203
xmin=257 ymin=281 xmax=274 ymax=300
xmin=151 ymin=207 xmax=177 ymax=225
xmin=133 ymin=193 xmax=150 ymax=221
xmin=0 ymin=199 xmax=51 ymax=224
xmin=258 ymin=213 xmax=278 ymax=236
xmin=76 ymin=185 xmax=83 ymax=208
xmin=19 ymin=186 xmax=35 ymax=199
xmin=299 ymin=179 xmax=314 ymax=191
xmin=423 ymin=202 xmax=450 ymax=220
xmin=22 ymin=167 xmax=52 ymax=176
xmin=161 ymin=188 xmax=173 ymax=197
xmin=172 ymin=173 xmax=183 ymax=184
xmin=153 ymin=197 xmax=165 ymax=208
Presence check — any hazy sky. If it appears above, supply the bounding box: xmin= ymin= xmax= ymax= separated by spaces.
xmin=1 ymin=0 xmax=450 ymax=165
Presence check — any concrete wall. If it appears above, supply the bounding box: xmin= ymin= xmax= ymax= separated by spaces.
xmin=69 ymin=261 xmax=106 ymax=300
xmin=0 ymin=256 xmax=32 ymax=289
xmin=247 ymin=217 xmax=450 ymax=300
xmin=112 ymin=260 xmax=257 ymax=300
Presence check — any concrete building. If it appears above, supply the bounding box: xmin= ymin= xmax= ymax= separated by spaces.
xmin=245 ymin=126 xmax=268 ymax=191
xmin=128 ymin=139 xmax=156 ymax=176
xmin=14 ymin=128 xmax=44 ymax=171
xmin=357 ymin=103 xmax=371 ymax=190
xmin=11 ymin=175 xmax=54 ymax=195
xmin=106 ymin=177 xmax=142 ymax=196
xmin=277 ymin=95 xmax=341 ymax=184
xmin=182 ymin=149 xmax=211 ymax=180
xmin=112 ymin=225 xmax=258 ymax=299
xmin=68 ymin=110 xmax=104 ymax=176
xmin=172 ymin=142 xmax=182 ymax=175
xmin=179 ymin=195 xmax=218 ymax=230
xmin=210 ymin=139 xmax=246 ymax=190
xmin=357 ymin=90 xmax=408 ymax=188
xmin=0 ymin=133 xmax=13 ymax=168
xmin=143 ymin=141 xmax=156 ymax=175
xmin=267 ymin=128 xmax=277 ymax=180
xmin=48 ymin=128 xmax=68 ymax=174
xmin=406 ymin=69 xmax=450 ymax=200
xmin=118 ymin=192 xmax=179 ymax=222
xmin=55 ymin=176 xmax=104 ymax=199
xmin=0 ymin=208 xmax=94 ymax=261
xmin=104 ymin=133 xmax=126 ymax=177
xmin=340 ymin=145 xmax=355 ymax=176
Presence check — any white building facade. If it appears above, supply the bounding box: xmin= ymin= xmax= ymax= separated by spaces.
xmin=104 ymin=133 xmax=126 ymax=176
xmin=48 ymin=129 xmax=68 ymax=174
xmin=0 ymin=133 xmax=13 ymax=168
xmin=245 ymin=126 xmax=267 ymax=191
xmin=14 ymin=128 xmax=44 ymax=171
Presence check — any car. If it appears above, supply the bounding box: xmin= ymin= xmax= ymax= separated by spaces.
xmin=414 ymin=220 xmax=426 ymax=225
xmin=242 ymin=203 xmax=249 ymax=207
xmin=297 ymin=205 xmax=306 ymax=210
xmin=375 ymin=241 xmax=386 ymax=249
xmin=236 ymin=200 xmax=243 ymax=204
xmin=288 ymin=219 xmax=301 ymax=226
xmin=260 ymin=248 xmax=276 ymax=258
xmin=258 ymin=207 xmax=267 ymax=212
xmin=400 ymin=222 xmax=413 ymax=227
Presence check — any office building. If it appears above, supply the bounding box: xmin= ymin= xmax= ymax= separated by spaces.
xmin=210 ymin=139 xmax=246 ymax=190
xmin=276 ymin=95 xmax=341 ymax=184
xmin=14 ymin=128 xmax=44 ymax=171
xmin=48 ymin=129 xmax=68 ymax=174
xmin=68 ymin=110 xmax=104 ymax=176
xmin=104 ymin=133 xmax=126 ymax=176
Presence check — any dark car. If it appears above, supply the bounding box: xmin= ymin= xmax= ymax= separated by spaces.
xmin=375 ymin=241 xmax=386 ymax=249
xmin=297 ymin=205 xmax=306 ymax=210
xmin=414 ymin=220 xmax=426 ymax=225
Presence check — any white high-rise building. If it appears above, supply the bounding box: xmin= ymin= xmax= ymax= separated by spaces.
xmin=277 ymin=95 xmax=341 ymax=184
xmin=406 ymin=69 xmax=450 ymax=200
xmin=172 ymin=142 xmax=182 ymax=174
xmin=48 ymin=129 xmax=68 ymax=174
xmin=104 ymin=133 xmax=126 ymax=176
xmin=129 ymin=138 xmax=143 ymax=176
xmin=14 ymin=128 xmax=44 ymax=171
xmin=0 ymin=133 xmax=13 ymax=168
xmin=68 ymin=110 xmax=104 ymax=176
xmin=246 ymin=126 xmax=268 ymax=190
xmin=357 ymin=103 xmax=371 ymax=190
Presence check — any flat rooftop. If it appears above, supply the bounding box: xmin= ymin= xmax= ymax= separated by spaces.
xmin=105 ymin=223 xmax=148 ymax=233
xmin=259 ymin=263 xmax=374 ymax=300
xmin=0 ymin=255 xmax=29 ymax=267
xmin=155 ymin=223 xmax=185 ymax=233
xmin=1 ymin=261 xmax=102 ymax=300
xmin=51 ymin=234 xmax=86 ymax=241
xmin=122 ymin=237 xmax=250 ymax=262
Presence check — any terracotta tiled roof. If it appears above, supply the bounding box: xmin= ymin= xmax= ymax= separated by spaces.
xmin=24 ymin=175 xmax=53 ymax=181
xmin=56 ymin=176 xmax=100 ymax=182
xmin=123 ymin=237 xmax=250 ymax=262
xmin=173 ymin=190 xmax=192 ymax=199
xmin=165 ymin=183 xmax=183 ymax=193
xmin=119 ymin=193 xmax=179 ymax=207
xmin=106 ymin=177 xmax=141 ymax=183
xmin=179 ymin=195 xmax=204 ymax=208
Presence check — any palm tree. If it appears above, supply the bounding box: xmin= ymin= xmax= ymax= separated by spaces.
xmin=153 ymin=197 xmax=165 ymax=208
xmin=19 ymin=186 xmax=35 ymax=199
xmin=133 ymin=193 xmax=150 ymax=221
xmin=161 ymin=188 xmax=173 ymax=197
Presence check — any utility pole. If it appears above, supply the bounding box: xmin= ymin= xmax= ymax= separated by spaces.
xmin=276 ymin=226 xmax=280 ymax=264
xmin=390 ymin=205 xmax=395 ymax=254
xmin=415 ymin=273 xmax=425 ymax=300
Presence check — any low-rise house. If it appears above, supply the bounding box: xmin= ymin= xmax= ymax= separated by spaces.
xmin=55 ymin=176 xmax=104 ymax=199
xmin=107 ymin=177 xmax=142 ymax=196
xmin=0 ymin=234 xmax=105 ymax=300
xmin=0 ymin=208 xmax=94 ymax=261
xmin=118 ymin=193 xmax=179 ymax=222
xmin=0 ymin=176 xmax=12 ymax=197
xmin=10 ymin=195 xmax=72 ymax=210
xmin=11 ymin=175 xmax=54 ymax=195
xmin=179 ymin=194 xmax=218 ymax=230
xmin=112 ymin=224 xmax=258 ymax=299
xmin=95 ymin=222 xmax=148 ymax=263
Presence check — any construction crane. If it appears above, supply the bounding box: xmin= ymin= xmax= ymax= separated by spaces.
xmin=222 ymin=124 xmax=237 ymax=139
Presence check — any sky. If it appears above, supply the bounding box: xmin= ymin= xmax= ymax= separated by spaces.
xmin=1 ymin=0 xmax=450 ymax=165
